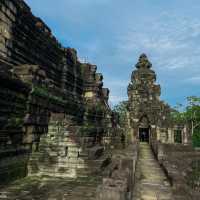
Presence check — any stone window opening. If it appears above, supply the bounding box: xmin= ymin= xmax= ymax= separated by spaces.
xmin=174 ymin=130 xmax=182 ymax=144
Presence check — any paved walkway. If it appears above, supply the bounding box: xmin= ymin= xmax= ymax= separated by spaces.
xmin=133 ymin=143 xmax=173 ymax=200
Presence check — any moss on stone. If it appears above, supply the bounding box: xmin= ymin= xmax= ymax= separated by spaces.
xmin=6 ymin=117 xmax=24 ymax=129
xmin=0 ymin=160 xmax=28 ymax=185
xmin=32 ymin=86 xmax=66 ymax=105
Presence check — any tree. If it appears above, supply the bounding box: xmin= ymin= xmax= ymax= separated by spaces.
xmin=186 ymin=96 xmax=200 ymax=135
xmin=171 ymin=96 xmax=200 ymax=147
xmin=113 ymin=101 xmax=128 ymax=127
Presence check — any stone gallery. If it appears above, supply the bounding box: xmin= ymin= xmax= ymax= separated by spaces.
xmin=0 ymin=0 xmax=199 ymax=200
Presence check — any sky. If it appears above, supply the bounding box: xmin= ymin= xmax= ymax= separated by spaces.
xmin=25 ymin=0 xmax=200 ymax=107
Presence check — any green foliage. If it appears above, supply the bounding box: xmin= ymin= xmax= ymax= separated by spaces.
xmin=0 ymin=161 xmax=27 ymax=185
xmin=170 ymin=109 xmax=186 ymax=124
xmin=187 ymin=96 xmax=200 ymax=106
xmin=172 ymin=96 xmax=200 ymax=147
xmin=113 ymin=101 xmax=128 ymax=126
xmin=95 ymin=102 xmax=104 ymax=113
xmin=171 ymin=97 xmax=200 ymax=124
xmin=6 ymin=117 xmax=24 ymax=129
xmin=192 ymin=131 xmax=200 ymax=148
xmin=32 ymin=86 xmax=66 ymax=104
xmin=32 ymin=86 xmax=49 ymax=97
xmin=186 ymin=105 xmax=200 ymax=123
xmin=187 ymin=160 xmax=200 ymax=191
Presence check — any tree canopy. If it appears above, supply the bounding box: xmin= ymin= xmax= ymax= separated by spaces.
xmin=171 ymin=96 xmax=200 ymax=147
xmin=113 ymin=101 xmax=128 ymax=127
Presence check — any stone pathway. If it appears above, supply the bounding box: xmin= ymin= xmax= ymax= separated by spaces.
xmin=133 ymin=143 xmax=173 ymax=200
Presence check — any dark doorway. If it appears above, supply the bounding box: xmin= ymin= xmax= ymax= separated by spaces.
xmin=174 ymin=130 xmax=182 ymax=144
xmin=139 ymin=128 xmax=149 ymax=142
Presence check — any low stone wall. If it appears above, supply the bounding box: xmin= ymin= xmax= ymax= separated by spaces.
xmin=152 ymin=142 xmax=200 ymax=200
xmin=96 ymin=143 xmax=139 ymax=200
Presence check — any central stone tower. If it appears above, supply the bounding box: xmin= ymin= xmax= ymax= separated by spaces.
xmin=127 ymin=54 xmax=171 ymax=143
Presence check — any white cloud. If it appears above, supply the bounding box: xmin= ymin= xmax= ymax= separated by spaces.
xmin=115 ymin=12 xmax=200 ymax=72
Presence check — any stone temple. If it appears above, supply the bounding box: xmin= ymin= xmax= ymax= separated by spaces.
xmin=0 ymin=1 xmax=199 ymax=200
xmin=127 ymin=54 xmax=190 ymax=145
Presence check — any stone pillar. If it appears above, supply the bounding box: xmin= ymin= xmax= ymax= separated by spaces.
xmin=168 ymin=128 xmax=173 ymax=143
xmin=172 ymin=129 xmax=175 ymax=143
xmin=156 ymin=127 xmax=161 ymax=141
xmin=150 ymin=125 xmax=156 ymax=144
xmin=183 ymin=124 xmax=192 ymax=145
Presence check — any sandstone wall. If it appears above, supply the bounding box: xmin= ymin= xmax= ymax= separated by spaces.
xmin=151 ymin=142 xmax=200 ymax=200
xmin=0 ymin=66 xmax=30 ymax=183
xmin=96 ymin=143 xmax=139 ymax=200
xmin=0 ymin=0 xmax=114 ymax=184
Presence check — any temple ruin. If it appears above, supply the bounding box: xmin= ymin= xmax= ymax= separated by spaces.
xmin=0 ymin=0 xmax=118 ymax=183
xmin=0 ymin=0 xmax=199 ymax=200
xmin=127 ymin=54 xmax=200 ymax=200
xmin=127 ymin=54 xmax=191 ymax=145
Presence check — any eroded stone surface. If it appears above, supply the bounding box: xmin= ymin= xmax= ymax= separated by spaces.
xmin=0 ymin=0 xmax=116 ymax=184
xmin=0 ymin=175 xmax=101 ymax=200
xmin=127 ymin=54 xmax=191 ymax=144
xmin=97 ymin=144 xmax=138 ymax=200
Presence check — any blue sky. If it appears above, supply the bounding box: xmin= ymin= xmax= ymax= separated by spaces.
xmin=25 ymin=0 xmax=200 ymax=107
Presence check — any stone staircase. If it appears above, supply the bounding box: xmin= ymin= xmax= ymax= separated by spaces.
xmin=28 ymin=116 xmax=83 ymax=177
xmin=28 ymin=112 xmax=113 ymax=179
xmin=0 ymin=132 xmax=112 ymax=200
xmin=0 ymin=114 xmax=113 ymax=200
xmin=0 ymin=142 xmax=111 ymax=200
xmin=133 ymin=143 xmax=174 ymax=200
